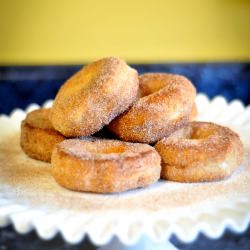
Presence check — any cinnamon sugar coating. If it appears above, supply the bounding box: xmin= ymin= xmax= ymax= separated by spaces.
xmin=51 ymin=139 xmax=161 ymax=193
xmin=155 ymin=122 xmax=244 ymax=182
xmin=50 ymin=57 xmax=139 ymax=137
xmin=108 ymin=73 xmax=196 ymax=143
xmin=20 ymin=108 xmax=65 ymax=162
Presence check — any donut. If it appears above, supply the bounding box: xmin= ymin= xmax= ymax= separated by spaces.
xmin=140 ymin=73 xmax=198 ymax=121
xmin=155 ymin=122 xmax=244 ymax=182
xmin=20 ymin=108 xmax=65 ymax=162
xmin=108 ymin=73 xmax=196 ymax=143
xmin=51 ymin=139 xmax=161 ymax=193
xmin=50 ymin=57 xmax=139 ymax=137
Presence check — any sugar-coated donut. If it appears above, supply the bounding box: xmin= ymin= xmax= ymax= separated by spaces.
xmin=50 ymin=57 xmax=139 ymax=137
xmin=155 ymin=122 xmax=244 ymax=182
xmin=20 ymin=108 xmax=65 ymax=162
xmin=51 ymin=139 xmax=161 ymax=193
xmin=108 ymin=73 xmax=196 ymax=143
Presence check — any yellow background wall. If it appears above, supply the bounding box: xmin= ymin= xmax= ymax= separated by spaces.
xmin=0 ymin=0 xmax=250 ymax=64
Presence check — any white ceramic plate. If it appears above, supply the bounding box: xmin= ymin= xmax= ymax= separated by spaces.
xmin=0 ymin=94 xmax=250 ymax=246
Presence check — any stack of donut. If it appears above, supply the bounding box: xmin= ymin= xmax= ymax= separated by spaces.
xmin=20 ymin=57 xmax=244 ymax=193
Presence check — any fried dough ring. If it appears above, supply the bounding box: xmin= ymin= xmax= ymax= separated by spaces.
xmin=140 ymin=73 xmax=198 ymax=121
xmin=20 ymin=108 xmax=65 ymax=162
xmin=51 ymin=139 xmax=161 ymax=193
xmin=155 ymin=122 xmax=244 ymax=182
xmin=50 ymin=57 xmax=139 ymax=137
xmin=108 ymin=73 xmax=196 ymax=143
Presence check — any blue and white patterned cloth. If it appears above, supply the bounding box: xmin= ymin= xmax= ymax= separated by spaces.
xmin=0 ymin=63 xmax=249 ymax=114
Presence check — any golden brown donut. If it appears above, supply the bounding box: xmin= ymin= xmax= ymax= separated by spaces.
xmin=140 ymin=73 xmax=198 ymax=121
xmin=50 ymin=57 xmax=139 ymax=137
xmin=108 ymin=73 xmax=196 ymax=143
xmin=140 ymin=74 xmax=198 ymax=120
xmin=20 ymin=108 xmax=65 ymax=162
xmin=51 ymin=139 xmax=161 ymax=193
xmin=155 ymin=122 xmax=244 ymax=182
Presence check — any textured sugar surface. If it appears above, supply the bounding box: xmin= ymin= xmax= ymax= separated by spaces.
xmin=25 ymin=108 xmax=54 ymax=130
xmin=51 ymin=57 xmax=139 ymax=136
xmin=159 ymin=122 xmax=242 ymax=151
xmin=0 ymin=132 xmax=250 ymax=215
xmin=59 ymin=139 xmax=154 ymax=160
xmin=109 ymin=73 xmax=196 ymax=143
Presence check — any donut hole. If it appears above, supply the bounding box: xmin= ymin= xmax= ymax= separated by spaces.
xmin=86 ymin=144 xmax=127 ymax=154
xmin=190 ymin=128 xmax=213 ymax=140
xmin=172 ymin=126 xmax=213 ymax=140
xmin=140 ymin=80 xmax=166 ymax=97
xmin=61 ymin=140 xmax=127 ymax=157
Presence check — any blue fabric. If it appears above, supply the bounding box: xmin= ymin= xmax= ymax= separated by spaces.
xmin=0 ymin=63 xmax=249 ymax=114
